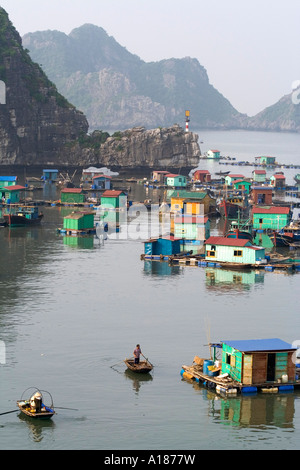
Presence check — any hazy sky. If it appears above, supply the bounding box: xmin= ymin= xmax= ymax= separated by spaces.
xmin=0 ymin=0 xmax=299 ymax=116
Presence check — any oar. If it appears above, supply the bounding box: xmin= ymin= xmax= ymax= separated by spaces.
xmin=54 ymin=406 xmax=78 ymax=411
xmin=141 ymin=354 xmax=154 ymax=367
xmin=110 ymin=360 xmax=125 ymax=368
xmin=0 ymin=409 xmax=18 ymax=416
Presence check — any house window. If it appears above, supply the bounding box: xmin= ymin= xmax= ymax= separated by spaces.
xmin=207 ymin=250 xmax=216 ymax=257
xmin=234 ymin=250 xmax=243 ymax=257
xmin=226 ymin=353 xmax=236 ymax=368
xmin=259 ymin=218 xmax=263 ymax=224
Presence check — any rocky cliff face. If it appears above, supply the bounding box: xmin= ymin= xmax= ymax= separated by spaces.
xmin=60 ymin=125 xmax=201 ymax=169
xmin=0 ymin=9 xmax=201 ymax=169
xmin=0 ymin=8 xmax=88 ymax=165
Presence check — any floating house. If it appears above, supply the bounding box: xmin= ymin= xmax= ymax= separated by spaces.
xmin=206 ymin=149 xmax=220 ymax=159
xmin=192 ymin=170 xmax=211 ymax=183
xmin=233 ymin=179 xmax=252 ymax=194
xmin=42 ymin=169 xmax=58 ymax=182
xmin=252 ymin=206 xmax=291 ymax=230
xmin=151 ymin=170 xmax=169 ymax=183
xmin=255 ymin=156 xmax=276 ymax=166
xmin=0 ymin=176 xmax=17 ymax=188
xmin=92 ymin=175 xmax=111 ymax=190
xmin=100 ymin=190 xmax=127 ymax=209
xmin=164 ymin=174 xmax=187 ymax=188
xmin=61 ymin=188 xmax=85 ymax=204
xmin=62 ymin=211 xmax=95 ymax=233
xmin=251 ymin=186 xmax=273 ymax=205
xmin=169 ymin=191 xmax=216 ymax=215
xmin=270 ymin=173 xmax=286 ymax=189
xmin=252 ymin=169 xmax=266 ymax=183
xmin=174 ymin=215 xmax=210 ymax=241
xmin=1 ymin=185 xmax=25 ymax=204
xmin=143 ymin=237 xmax=181 ymax=259
xmin=204 ymin=236 xmax=266 ymax=266
xmin=224 ymin=174 xmax=245 ymax=186
xmin=181 ymin=338 xmax=298 ymax=395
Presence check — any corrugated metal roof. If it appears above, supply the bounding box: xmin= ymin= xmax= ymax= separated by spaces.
xmin=222 ymin=338 xmax=296 ymax=352
xmin=61 ymin=188 xmax=83 ymax=193
xmin=252 ymin=206 xmax=290 ymax=214
xmin=3 ymin=185 xmax=25 ymax=191
xmin=102 ymin=190 xmax=124 ymax=197
xmin=0 ymin=176 xmax=17 ymax=181
xmin=204 ymin=236 xmax=251 ymax=247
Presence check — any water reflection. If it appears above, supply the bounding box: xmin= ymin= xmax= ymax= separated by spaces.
xmin=143 ymin=261 xmax=181 ymax=277
xmin=205 ymin=267 xmax=264 ymax=292
xmin=202 ymin=389 xmax=296 ymax=429
xmin=124 ymin=369 xmax=153 ymax=396
xmin=18 ymin=412 xmax=55 ymax=443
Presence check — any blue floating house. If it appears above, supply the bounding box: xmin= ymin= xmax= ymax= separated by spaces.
xmin=92 ymin=175 xmax=112 ymax=190
xmin=42 ymin=169 xmax=58 ymax=182
xmin=143 ymin=237 xmax=181 ymax=259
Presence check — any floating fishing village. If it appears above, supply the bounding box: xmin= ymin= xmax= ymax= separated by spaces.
xmin=1 ymin=143 xmax=300 ymax=413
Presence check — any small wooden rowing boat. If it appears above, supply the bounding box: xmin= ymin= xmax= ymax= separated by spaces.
xmin=17 ymin=387 xmax=55 ymax=419
xmin=124 ymin=358 xmax=153 ymax=374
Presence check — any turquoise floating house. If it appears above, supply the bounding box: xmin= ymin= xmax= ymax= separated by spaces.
xmin=204 ymin=236 xmax=266 ymax=266
xmin=143 ymin=237 xmax=181 ymax=259
xmin=181 ymin=338 xmax=298 ymax=395
xmin=233 ymin=179 xmax=252 ymax=194
xmin=206 ymin=149 xmax=220 ymax=159
xmin=1 ymin=185 xmax=25 ymax=204
xmin=255 ymin=156 xmax=276 ymax=166
xmin=218 ymin=338 xmax=297 ymax=388
xmin=174 ymin=215 xmax=210 ymax=241
xmin=252 ymin=206 xmax=291 ymax=230
xmin=164 ymin=174 xmax=187 ymax=188
xmin=0 ymin=176 xmax=17 ymax=188
xmin=224 ymin=174 xmax=245 ymax=186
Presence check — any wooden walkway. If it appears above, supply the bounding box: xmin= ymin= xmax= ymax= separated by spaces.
xmin=181 ymin=364 xmax=300 ymax=395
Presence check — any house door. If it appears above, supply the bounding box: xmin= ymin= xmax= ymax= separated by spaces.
xmin=267 ymin=353 xmax=276 ymax=381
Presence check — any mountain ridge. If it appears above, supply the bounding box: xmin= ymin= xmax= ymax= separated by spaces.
xmin=23 ymin=23 xmax=300 ymax=133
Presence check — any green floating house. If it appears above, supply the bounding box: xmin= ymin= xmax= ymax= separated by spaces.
xmin=217 ymin=338 xmax=297 ymax=390
xmin=252 ymin=206 xmax=291 ymax=230
xmin=204 ymin=236 xmax=266 ymax=266
xmin=62 ymin=211 xmax=95 ymax=233
xmin=206 ymin=149 xmax=220 ymax=159
xmin=100 ymin=190 xmax=127 ymax=209
xmin=61 ymin=188 xmax=85 ymax=204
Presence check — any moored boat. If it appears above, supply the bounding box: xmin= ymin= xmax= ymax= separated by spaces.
xmin=124 ymin=358 xmax=153 ymax=374
xmin=269 ymin=221 xmax=300 ymax=246
xmin=17 ymin=388 xmax=55 ymax=419
xmin=4 ymin=205 xmax=43 ymax=227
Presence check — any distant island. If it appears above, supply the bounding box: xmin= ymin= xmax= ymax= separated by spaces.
xmin=23 ymin=23 xmax=300 ymax=133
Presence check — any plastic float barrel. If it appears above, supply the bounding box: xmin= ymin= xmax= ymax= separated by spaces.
xmin=203 ymin=360 xmax=214 ymax=375
xmin=279 ymin=385 xmax=294 ymax=392
xmin=241 ymin=386 xmax=257 ymax=394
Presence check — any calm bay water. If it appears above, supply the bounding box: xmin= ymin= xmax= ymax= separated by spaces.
xmin=0 ymin=130 xmax=300 ymax=451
